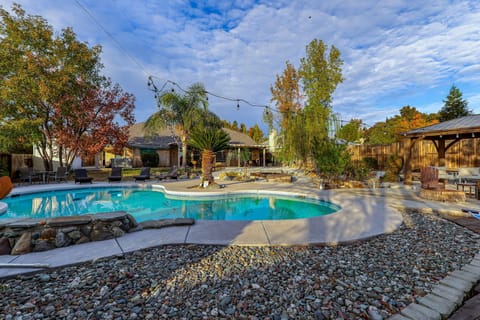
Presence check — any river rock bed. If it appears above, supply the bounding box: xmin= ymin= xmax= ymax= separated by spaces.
xmin=1 ymin=208 xmax=479 ymax=319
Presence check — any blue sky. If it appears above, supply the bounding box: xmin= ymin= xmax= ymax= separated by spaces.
xmin=2 ymin=0 xmax=480 ymax=131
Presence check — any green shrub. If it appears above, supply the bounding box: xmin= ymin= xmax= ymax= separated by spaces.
xmin=313 ymin=138 xmax=351 ymax=181
xmin=384 ymin=154 xmax=403 ymax=182
xmin=345 ymin=160 xmax=370 ymax=180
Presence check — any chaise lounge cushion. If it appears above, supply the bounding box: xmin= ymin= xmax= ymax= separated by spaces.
xmin=134 ymin=167 xmax=151 ymax=182
xmin=74 ymin=169 xmax=93 ymax=184
xmin=108 ymin=167 xmax=123 ymax=182
xmin=157 ymin=166 xmax=178 ymax=180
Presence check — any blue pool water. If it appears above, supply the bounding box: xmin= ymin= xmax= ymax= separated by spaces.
xmin=0 ymin=187 xmax=340 ymax=222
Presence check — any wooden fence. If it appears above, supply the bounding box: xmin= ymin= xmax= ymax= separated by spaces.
xmin=348 ymin=138 xmax=480 ymax=170
xmin=0 ymin=154 xmax=33 ymax=178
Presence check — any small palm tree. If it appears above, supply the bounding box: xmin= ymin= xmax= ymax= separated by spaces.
xmin=189 ymin=127 xmax=230 ymax=185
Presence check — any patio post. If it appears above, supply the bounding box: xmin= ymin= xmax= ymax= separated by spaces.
xmin=403 ymin=137 xmax=412 ymax=185
xmin=437 ymin=139 xmax=446 ymax=167
xmin=263 ymin=148 xmax=266 ymax=167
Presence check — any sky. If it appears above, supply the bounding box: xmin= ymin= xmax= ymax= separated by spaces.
xmin=1 ymin=0 xmax=480 ymax=132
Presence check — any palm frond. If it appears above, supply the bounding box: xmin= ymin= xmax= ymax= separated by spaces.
xmin=189 ymin=127 xmax=230 ymax=152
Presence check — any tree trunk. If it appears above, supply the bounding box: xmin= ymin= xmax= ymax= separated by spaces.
xmin=59 ymin=145 xmax=64 ymax=168
xmin=36 ymin=145 xmax=52 ymax=171
xmin=201 ymin=150 xmax=215 ymax=185
xmin=181 ymin=135 xmax=188 ymax=169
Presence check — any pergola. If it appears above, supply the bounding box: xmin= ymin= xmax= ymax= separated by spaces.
xmin=402 ymin=114 xmax=480 ymax=184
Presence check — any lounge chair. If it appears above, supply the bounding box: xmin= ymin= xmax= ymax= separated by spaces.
xmin=74 ymin=169 xmax=93 ymax=184
xmin=157 ymin=166 xmax=178 ymax=181
xmin=108 ymin=167 xmax=123 ymax=182
xmin=133 ymin=167 xmax=151 ymax=182
xmin=48 ymin=167 xmax=67 ymax=183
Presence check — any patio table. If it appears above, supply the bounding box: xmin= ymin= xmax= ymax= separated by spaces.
xmin=36 ymin=171 xmax=55 ymax=184
xmin=456 ymin=182 xmax=477 ymax=197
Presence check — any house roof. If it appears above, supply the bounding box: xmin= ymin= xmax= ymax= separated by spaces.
xmin=222 ymin=128 xmax=259 ymax=146
xmin=127 ymin=123 xmax=263 ymax=149
xmin=403 ymin=114 xmax=480 ymax=138
xmin=128 ymin=123 xmax=179 ymax=149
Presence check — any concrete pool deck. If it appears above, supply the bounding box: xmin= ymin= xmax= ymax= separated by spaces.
xmin=1 ymin=178 xmax=480 ymax=280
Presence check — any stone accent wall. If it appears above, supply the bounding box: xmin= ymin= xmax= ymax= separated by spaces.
xmin=419 ymin=188 xmax=466 ymax=202
xmin=0 ymin=211 xmax=140 ymax=255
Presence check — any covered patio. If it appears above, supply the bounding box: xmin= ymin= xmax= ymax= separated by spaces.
xmin=402 ymin=114 xmax=480 ymax=184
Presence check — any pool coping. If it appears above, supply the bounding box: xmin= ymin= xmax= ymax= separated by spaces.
xmin=3 ymin=180 xmax=480 ymax=320
xmin=0 ymin=181 xmax=405 ymax=278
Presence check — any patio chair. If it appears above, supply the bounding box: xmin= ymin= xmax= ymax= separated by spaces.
xmin=48 ymin=167 xmax=67 ymax=183
xmin=157 ymin=166 xmax=178 ymax=181
xmin=108 ymin=167 xmax=123 ymax=182
xmin=420 ymin=167 xmax=444 ymax=190
xmin=74 ymin=169 xmax=93 ymax=184
xmin=133 ymin=167 xmax=151 ymax=182
xmin=19 ymin=167 xmax=40 ymax=184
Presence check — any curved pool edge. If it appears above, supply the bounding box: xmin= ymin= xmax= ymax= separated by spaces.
xmin=0 ymin=201 xmax=7 ymax=215
xmin=149 ymin=183 xmax=404 ymax=245
xmin=3 ymin=181 xmax=404 ymax=246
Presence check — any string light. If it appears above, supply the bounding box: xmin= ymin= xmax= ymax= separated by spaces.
xmin=147 ymin=75 xmax=272 ymax=114
xmin=73 ymin=1 xmax=275 ymax=117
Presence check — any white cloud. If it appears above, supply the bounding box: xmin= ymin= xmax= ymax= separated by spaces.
xmin=1 ymin=0 xmax=479 ymax=131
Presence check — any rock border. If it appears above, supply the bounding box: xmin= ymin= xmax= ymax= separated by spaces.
xmin=389 ymin=253 xmax=480 ymax=320
xmin=0 ymin=211 xmax=194 ymax=256
xmin=388 ymin=207 xmax=480 ymax=320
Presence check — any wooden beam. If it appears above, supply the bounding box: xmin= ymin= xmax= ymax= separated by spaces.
xmin=445 ymin=138 xmax=460 ymax=152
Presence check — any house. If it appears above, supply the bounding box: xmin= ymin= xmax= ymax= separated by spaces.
xmin=104 ymin=123 xmax=268 ymax=168
xmin=28 ymin=122 xmax=268 ymax=171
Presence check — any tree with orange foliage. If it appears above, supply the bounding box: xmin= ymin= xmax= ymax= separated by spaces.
xmin=395 ymin=106 xmax=439 ymax=134
xmin=0 ymin=5 xmax=135 ymax=170
xmin=53 ymin=83 xmax=135 ymax=168
xmin=270 ymin=61 xmax=302 ymax=128
xmin=364 ymin=106 xmax=439 ymax=145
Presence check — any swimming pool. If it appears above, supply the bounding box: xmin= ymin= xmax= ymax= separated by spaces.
xmin=0 ymin=187 xmax=340 ymax=222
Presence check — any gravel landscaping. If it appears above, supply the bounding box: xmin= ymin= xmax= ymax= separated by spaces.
xmin=1 ymin=208 xmax=479 ymax=319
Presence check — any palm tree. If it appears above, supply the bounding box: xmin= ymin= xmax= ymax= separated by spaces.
xmin=189 ymin=126 xmax=230 ymax=186
xmin=144 ymin=83 xmax=208 ymax=168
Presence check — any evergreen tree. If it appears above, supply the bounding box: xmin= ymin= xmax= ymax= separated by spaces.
xmin=438 ymin=85 xmax=472 ymax=122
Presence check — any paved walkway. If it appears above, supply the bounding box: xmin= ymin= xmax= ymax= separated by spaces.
xmin=1 ymin=177 xmax=480 ymax=319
